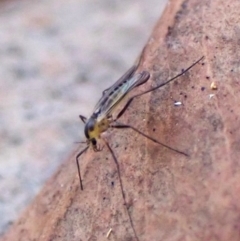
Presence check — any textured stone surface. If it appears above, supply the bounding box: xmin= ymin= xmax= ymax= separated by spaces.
xmin=2 ymin=0 xmax=240 ymax=240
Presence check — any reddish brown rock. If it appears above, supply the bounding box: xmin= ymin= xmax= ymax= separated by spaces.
xmin=2 ymin=0 xmax=240 ymax=240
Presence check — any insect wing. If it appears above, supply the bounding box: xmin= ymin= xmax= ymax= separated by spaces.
xmin=93 ymin=65 xmax=137 ymax=116
xmin=94 ymin=70 xmax=150 ymax=121
xmin=99 ymin=65 xmax=137 ymax=99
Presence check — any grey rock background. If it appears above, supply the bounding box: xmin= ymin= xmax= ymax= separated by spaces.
xmin=0 ymin=0 xmax=167 ymax=235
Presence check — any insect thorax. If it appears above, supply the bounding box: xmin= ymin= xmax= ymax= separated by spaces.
xmin=84 ymin=116 xmax=110 ymax=141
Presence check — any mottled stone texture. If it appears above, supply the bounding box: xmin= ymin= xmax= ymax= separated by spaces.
xmin=2 ymin=0 xmax=240 ymax=240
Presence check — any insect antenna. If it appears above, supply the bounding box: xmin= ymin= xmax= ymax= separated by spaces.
xmin=116 ymin=56 xmax=204 ymax=120
xmin=103 ymin=138 xmax=139 ymax=241
xmin=76 ymin=146 xmax=89 ymax=190
xmin=111 ymin=122 xmax=188 ymax=156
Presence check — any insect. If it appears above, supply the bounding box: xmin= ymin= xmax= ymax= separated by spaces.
xmin=77 ymin=55 xmax=204 ymax=190
xmin=76 ymin=54 xmax=203 ymax=240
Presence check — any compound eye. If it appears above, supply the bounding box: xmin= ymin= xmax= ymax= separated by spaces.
xmin=87 ymin=118 xmax=95 ymax=132
xmin=84 ymin=118 xmax=95 ymax=139
xmin=89 ymin=122 xmax=94 ymax=131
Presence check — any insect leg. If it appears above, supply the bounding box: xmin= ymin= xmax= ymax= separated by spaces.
xmin=111 ymin=122 xmax=188 ymax=156
xmin=102 ymin=138 xmax=139 ymax=241
xmin=76 ymin=146 xmax=89 ymax=190
xmin=115 ymin=56 xmax=204 ymax=120
xmin=79 ymin=115 xmax=87 ymax=123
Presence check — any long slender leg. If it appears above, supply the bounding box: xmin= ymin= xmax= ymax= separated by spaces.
xmin=76 ymin=146 xmax=89 ymax=190
xmin=116 ymin=56 xmax=204 ymax=120
xmin=102 ymin=138 xmax=139 ymax=241
xmin=111 ymin=122 xmax=188 ymax=156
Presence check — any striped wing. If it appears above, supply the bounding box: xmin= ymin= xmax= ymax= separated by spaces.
xmin=93 ymin=66 xmax=150 ymax=121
